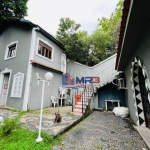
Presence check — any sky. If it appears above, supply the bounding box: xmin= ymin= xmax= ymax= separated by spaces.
xmin=25 ymin=0 xmax=119 ymax=36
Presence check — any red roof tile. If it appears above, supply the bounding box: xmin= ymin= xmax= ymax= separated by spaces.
xmin=30 ymin=60 xmax=63 ymax=74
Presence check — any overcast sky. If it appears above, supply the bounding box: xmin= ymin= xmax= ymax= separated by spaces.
xmin=25 ymin=0 xmax=119 ymax=36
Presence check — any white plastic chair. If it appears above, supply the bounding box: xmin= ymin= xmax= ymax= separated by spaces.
xmin=58 ymin=88 xmax=66 ymax=106
xmin=51 ymin=96 xmax=58 ymax=107
xmin=59 ymin=87 xmax=63 ymax=93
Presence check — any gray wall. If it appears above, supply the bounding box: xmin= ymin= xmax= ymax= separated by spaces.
xmin=29 ymin=66 xmax=62 ymax=110
xmin=98 ymin=83 xmax=126 ymax=110
xmin=33 ymin=32 xmax=64 ymax=71
xmin=0 ymin=25 xmax=32 ymax=110
xmin=124 ymin=27 xmax=150 ymax=123
xmin=67 ymin=54 xmax=117 ymax=86
xmin=67 ymin=61 xmax=90 ymax=79
xmin=28 ymin=31 xmax=65 ymax=110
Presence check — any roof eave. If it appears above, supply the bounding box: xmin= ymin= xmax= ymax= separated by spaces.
xmin=115 ymin=0 xmax=131 ymax=70
xmin=30 ymin=60 xmax=63 ymax=74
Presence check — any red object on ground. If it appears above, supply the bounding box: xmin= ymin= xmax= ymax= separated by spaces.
xmin=76 ymin=94 xmax=82 ymax=103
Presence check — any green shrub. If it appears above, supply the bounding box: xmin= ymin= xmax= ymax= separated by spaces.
xmin=1 ymin=117 xmax=21 ymax=135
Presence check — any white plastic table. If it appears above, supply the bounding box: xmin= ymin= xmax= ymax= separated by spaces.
xmin=105 ymin=100 xmax=121 ymax=110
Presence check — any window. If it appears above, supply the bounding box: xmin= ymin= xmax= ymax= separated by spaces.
xmin=38 ymin=40 xmax=52 ymax=60
xmin=7 ymin=44 xmax=16 ymax=58
xmin=11 ymin=72 xmax=24 ymax=98
xmin=5 ymin=41 xmax=18 ymax=60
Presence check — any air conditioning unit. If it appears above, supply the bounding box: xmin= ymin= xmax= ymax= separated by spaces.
xmin=117 ymin=78 xmax=127 ymax=89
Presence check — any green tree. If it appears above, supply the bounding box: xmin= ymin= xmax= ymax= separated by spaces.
xmin=87 ymin=0 xmax=123 ymax=66
xmin=56 ymin=18 xmax=89 ymax=64
xmin=98 ymin=0 xmax=123 ymax=55
xmin=0 ymin=0 xmax=28 ymax=25
xmin=87 ymin=30 xmax=111 ymax=66
xmin=56 ymin=0 xmax=123 ymax=66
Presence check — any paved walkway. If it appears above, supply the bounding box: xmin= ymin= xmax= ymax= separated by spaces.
xmin=0 ymin=107 xmax=80 ymax=136
xmin=20 ymin=113 xmax=80 ymax=136
xmin=52 ymin=111 xmax=148 ymax=150
xmin=0 ymin=108 xmax=148 ymax=149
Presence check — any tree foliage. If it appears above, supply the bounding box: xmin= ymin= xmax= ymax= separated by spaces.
xmin=87 ymin=0 xmax=123 ymax=66
xmin=56 ymin=18 xmax=90 ymax=64
xmin=56 ymin=0 xmax=123 ymax=66
xmin=0 ymin=0 xmax=28 ymax=25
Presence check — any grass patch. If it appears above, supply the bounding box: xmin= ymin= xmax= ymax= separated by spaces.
xmin=0 ymin=127 xmax=62 ymax=150
xmin=4 ymin=108 xmax=21 ymax=113
xmin=26 ymin=106 xmax=72 ymax=115
xmin=67 ymin=112 xmax=75 ymax=116
xmin=94 ymin=144 xmax=102 ymax=149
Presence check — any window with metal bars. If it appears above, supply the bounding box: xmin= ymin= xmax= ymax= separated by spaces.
xmin=38 ymin=40 xmax=52 ymax=60
xmin=7 ymin=44 xmax=16 ymax=58
xmin=4 ymin=41 xmax=18 ymax=60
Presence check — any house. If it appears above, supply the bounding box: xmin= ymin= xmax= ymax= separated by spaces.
xmin=65 ymin=54 xmax=126 ymax=112
xmin=0 ymin=20 xmax=66 ymax=111
xmin=115 ymin=0 xmax=150 ymax=129
xmin=0 ymin=20 xmax=124 ymax=113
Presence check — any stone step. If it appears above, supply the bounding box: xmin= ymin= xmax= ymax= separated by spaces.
xmin=82 ymin=94 xmax=93 ymax=96
xmin=83 ymin=91 xmax=93 ymax=94
xmin=78 ymin=99 xmax=88 ymax=102
xmin=73 ymin=111 xmax=82 ymax=115
xmin=80 ymin=96 xmax=91 ymax=99
xmin=82 ymin=93 xmax=93 ymax=95
xmin=75 ymin=104 xmax=86 ymax=109
xmin=77 ymin=100 xmax=88 ymax=103
xmin=73 ymin=108 xmax=85 ymax=113
xmin=79 ymin=98 xmax=88 ymax=101
xmin=77 ymin=101 xmax=88 ymax=105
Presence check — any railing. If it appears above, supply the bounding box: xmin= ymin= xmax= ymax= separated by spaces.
xmin=68 ymin=63 xmax=119 ymax=112
xmin=72 ymin=85 xmax=93 ymax=114
xmin=93 ymin=64 xmax=119 ymax=90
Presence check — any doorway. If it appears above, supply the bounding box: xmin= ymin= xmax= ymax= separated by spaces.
xmin=0 ymin=73 xmax=10 ymax=107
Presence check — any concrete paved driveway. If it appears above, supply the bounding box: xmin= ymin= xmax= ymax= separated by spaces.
xmin=53 ymin=111 xmax=148 ymax=150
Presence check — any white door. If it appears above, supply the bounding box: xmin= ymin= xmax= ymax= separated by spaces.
xmin=0 ymin=74 xmax=10 ymax=107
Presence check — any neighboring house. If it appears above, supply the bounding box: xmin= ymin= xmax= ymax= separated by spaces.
xmin=65 ymin=54 xmax=125 ymax=111
xmin=115 ymin=0 xmax=150 ymax=129
xmin=0 ymin=20 xmax=66 ymax=111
